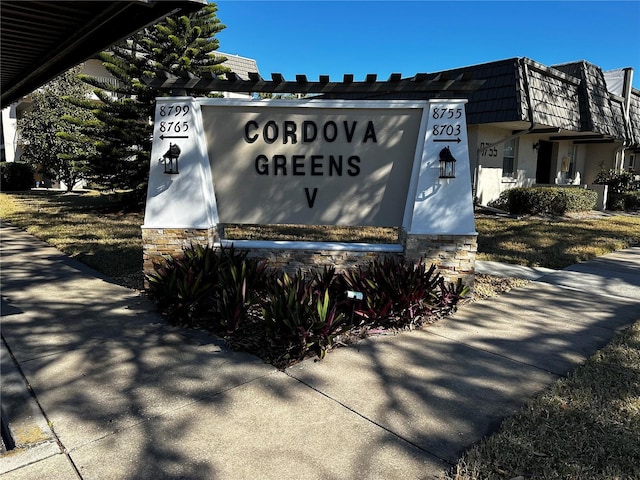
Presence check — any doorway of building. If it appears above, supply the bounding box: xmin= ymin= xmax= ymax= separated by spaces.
xmin=535 ymin=140 xmax=553 ymax=184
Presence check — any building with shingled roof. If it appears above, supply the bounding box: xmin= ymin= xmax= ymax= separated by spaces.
xmin=332 ymin=57 xmax=638 ymax=205
xmin=3 ymin=55 xmax=638 ymax=206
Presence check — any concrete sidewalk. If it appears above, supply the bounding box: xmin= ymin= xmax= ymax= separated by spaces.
xmin=2 ymin=221 xmax=639 ymax=479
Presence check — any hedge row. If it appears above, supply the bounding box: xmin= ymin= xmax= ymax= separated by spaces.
xmin=488 ymin=187 xmax=597 ymax=215
xmin=608 ymin=191 xmax=640 ymax=211
xmin=0 ymin=162 xmax=34 ymax=191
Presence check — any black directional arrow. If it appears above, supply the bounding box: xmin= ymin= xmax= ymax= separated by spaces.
xmin=160 ymin=135 xmax=189 ymax=140
xmin=434 ymin=137 xmax=461 ymax=143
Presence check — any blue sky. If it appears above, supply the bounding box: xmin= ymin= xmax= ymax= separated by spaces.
xmin=215 ymin=1 xmax=640 ymax=88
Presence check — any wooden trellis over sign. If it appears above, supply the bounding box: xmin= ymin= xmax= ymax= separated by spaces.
xmin=144 ymin=71 xmax=484 ymax=96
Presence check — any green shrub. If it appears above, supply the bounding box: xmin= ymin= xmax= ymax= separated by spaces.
xmin=0 ymin=162 xmax=34 ymax=191
xmin=146 ymin=244 xmax=223 ymax=325
xmin=147 ymin=247 xmax=469 ymax=368
xmin=594 ymin=169 xmax=640 ymax=210
xmin=338 ymin=257 xmax=458 ymax=327
xmin=210 ymin=252 xmax=268 ymax=332
xmin=559 ymin=188 xmax=599 ymax=212
xmin=607 ymin=191 xmax=640 ymax=211
xmin=146 ymin=244 xmax=266 ymax=328
xmin=260 ymin=269 xmax=348 ymax=364
xmin=488 ymin=187 xmax=597 ymax=215
xmin=594 ymin=169 xmax=640 ymax=194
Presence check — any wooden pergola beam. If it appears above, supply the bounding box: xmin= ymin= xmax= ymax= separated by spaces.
xmin=145 ymin=72 xmax=484 ymax=95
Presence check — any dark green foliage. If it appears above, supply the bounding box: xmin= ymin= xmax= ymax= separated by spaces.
xmin=594 ymin=169 xmax=640 ymax=210
xmin=338 ymin=257 xmax=465 ymax=327
xmin=141 ymin=5 xmax=228 ymax=81
xmin=147 ymin=244 xmax=266 ymax=328
xmin=439 ymin=278 xmax=471 ymax=312
xmin=147 ymin=246 xmax=469 ymax=368
xmin=594 ymin=169 xmax=640 ymax=194
xmin=68 ymin=4 xmax=228 ymax=195
xmin=489 ymin=187 xmax=597 ymax=215
xmin=259 ymin=269 xmax=347 ymax=363
xmin=339 ymin=263 xmax=394 ymax=322
xmin=607 ymin=191 xmax=640 ymax=211
xmin=0 ymin=162 xmax=34 ymax=191
xmin=146 ymin=244 xmax=222 ymax=325
xmin=17 ymin=66 xmax=94 ymax=191
xmin=211 ymin=250 xmax=268 ymax=331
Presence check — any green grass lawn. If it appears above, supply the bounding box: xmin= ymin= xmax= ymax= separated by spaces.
xmin=0 ymin=190 xmax=144 ymax=289
xmin=476 ymin=213 xmax=640 ymax=269
xmin=2 ymin=190 xmax=639 ymax=479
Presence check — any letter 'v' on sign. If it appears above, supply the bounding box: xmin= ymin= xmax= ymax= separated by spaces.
xmin=304 ymin=187 xmax=318 ymax=208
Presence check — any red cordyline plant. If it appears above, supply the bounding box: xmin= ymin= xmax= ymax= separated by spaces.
xmin=260 ymin=270 xmax=348 ymax=364
xmin=147 ymin=246 xmax=469 ymax=367
xmin=337 ymin=256 xmax=464 ymax=328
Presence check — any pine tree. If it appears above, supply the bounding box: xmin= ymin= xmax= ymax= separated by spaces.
xmin=18 ymin=66 xmax=95 ymax=191
xmin=142 ymin=5 xmax=227 ymax=80
xmin=69 ymin=3 xmax=228 ymax=196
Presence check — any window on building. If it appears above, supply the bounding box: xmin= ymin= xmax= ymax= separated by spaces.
xmin=0 ymin=115 xmax=4 ymax=162
xmin=502 ymin=138 xmax=517 ymax=178
xmin=568 ymin=146 xmax=577 ymax=179
xmin=561 ymin=146 xmax=577 ymax=181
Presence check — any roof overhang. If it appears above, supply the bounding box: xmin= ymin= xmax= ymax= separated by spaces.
xmin=1 ymin=0 xmax=205 ymax=108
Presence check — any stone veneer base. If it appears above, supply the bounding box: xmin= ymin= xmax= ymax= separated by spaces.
xmin=142 ymin=227 xmax=477 ymax=288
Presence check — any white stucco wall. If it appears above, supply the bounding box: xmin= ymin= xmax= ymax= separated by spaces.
xmin=1 ymin=104 xmax=18 ymax=162
xmin=583 ymin=143 xmax=620 ymax=184
xmin=470 ymin=124 xmax=623 ymax=204
xmin=473 ymin=125 xmax=536 ymax=205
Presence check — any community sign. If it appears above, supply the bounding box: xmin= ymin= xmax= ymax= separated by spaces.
xmin=143 ymin=98 xmax=476 ymax=236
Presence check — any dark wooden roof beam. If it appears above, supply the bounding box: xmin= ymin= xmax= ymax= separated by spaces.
xmin=512 ymin=127 xmax=562 ymax=134
xmin=573 ymin=138 xmax=616 ymax=144
xmin=550 ymin=134 xmax=604 ymax=141
xmin=225 ymin=72 xmax=241 ymax=81
xmin=143 ymin=72 xmax=484 ymax=95
xmin=1 ymin=0 xmax=206 ymax=107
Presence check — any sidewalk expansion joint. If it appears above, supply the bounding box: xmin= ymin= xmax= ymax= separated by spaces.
xmin=285 ymin=371 xmax=454 ymax=468
xmin=425 ymin=330 xmax=565 ymax=377
xmin=1 ymin=335 xmax=84 ymax=479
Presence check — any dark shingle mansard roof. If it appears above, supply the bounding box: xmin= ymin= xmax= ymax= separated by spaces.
xmin=318 ymin=58 xmax=525 ymax=124
xmin=433 ymin=58 xmax=630 ymax=142
xmin=456 ymin=58 xmax=525 ymax=125
xmin=525 ymin=60 xmax=582 ymax=131
xmin=553 ymin=61 xmax=627 ymax=140
xmin=326 ymin=57 xmax=633 ymax=144
xmin=629 ymin=89 xmax=640 ymax=149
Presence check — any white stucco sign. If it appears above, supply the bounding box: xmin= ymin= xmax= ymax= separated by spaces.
xmin=143 ymin=98 xmax=476 ymax=236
